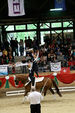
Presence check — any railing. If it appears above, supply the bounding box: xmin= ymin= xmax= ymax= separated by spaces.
xmin=6 ymin=86 xmax=75 ymax=96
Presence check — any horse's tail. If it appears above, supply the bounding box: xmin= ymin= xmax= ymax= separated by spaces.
xmin=52 ymin=79 xmax=62 ymax=97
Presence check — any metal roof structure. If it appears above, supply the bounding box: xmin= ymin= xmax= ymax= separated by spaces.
xmin=0 ymin=0 xmax=75 ymax=25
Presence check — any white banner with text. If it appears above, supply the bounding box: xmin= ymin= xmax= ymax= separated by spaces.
xmin=50 ymin=62 xmax=61 ymax=72
xmin=0 ymin=65 xmax=8 ymax=76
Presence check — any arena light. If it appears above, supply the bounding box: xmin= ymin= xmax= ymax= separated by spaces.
xmin=50 ymin=8 xmax=63 ymax=11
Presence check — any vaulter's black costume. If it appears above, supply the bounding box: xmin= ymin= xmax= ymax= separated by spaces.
xmin=28 ymin=50 xmax=39 ymax=86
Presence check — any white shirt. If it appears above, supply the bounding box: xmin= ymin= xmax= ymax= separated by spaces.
xmin=26 ymin=91 xmax=43 ymax=105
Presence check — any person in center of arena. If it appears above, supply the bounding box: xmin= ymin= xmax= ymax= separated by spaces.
xmin=26 ymin=86 xmax=43 ymax=113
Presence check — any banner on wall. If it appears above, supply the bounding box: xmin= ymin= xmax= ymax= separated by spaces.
xmin=0 ymin=65 xmax=8 ymax=76
xmin=50 ymin=62 xmax=61 ymax=72
xmin=8 ymin=0 xmax=25 ymax=16
xmin=54 ymin=0 xmax=66 ymax=11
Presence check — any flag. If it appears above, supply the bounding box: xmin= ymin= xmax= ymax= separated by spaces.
xmin=60 ymin=67 xmax=70 ymax=74
xmin=8 ymin=0 xmax=25 ymax=16
xmin=54 ymin=0 xmax=66 ymax=11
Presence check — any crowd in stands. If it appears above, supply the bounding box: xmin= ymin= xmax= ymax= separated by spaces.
xmin=0 ymin=36 xmax=75 ymax=73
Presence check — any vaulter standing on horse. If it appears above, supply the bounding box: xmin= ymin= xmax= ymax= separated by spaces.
xmin=26 ymin=48 xmax=40 ymax=88
xmin=15 ymin=48 xmax=40 ymax=88
xmin=30 ymin=49 xmax=39 ymax=77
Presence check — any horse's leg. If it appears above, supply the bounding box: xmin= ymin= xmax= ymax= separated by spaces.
xmin=52 ymin=79 xmax=62 ymax=97
xmin=44 ymin=87 xmax=48 ymax=96
xmin=22 ymin=96 xmax=27 ymax=104
xmin=22 ymin=90 xmax=29 ymax=104
xmin=24 ymin=90 xmax=28 ymax=96
xmin=49 ymin=88 xmax=55 ymax=94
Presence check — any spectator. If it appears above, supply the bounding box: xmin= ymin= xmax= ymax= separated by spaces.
xmin=57 ymin=52 xmax=67 ymax=67
xmin=24 ymin=36 xmax=28 ymax=49
xmin=49 ymin=49 xmax=55 ymax=62
xmin=64 ymin=44 xmax=69 ymax=57
xmin=10 ymin=37 xmax=16 ymax=57
xmin=55 ymin=44 xmax=59 ymax=52
xmin=0 ymin=49 xmax=2 ymax=57
xmin=21 ymin=57 xmax=27 ymax=73
xmin=57 ymin=52 xmax=65 ymax=62
xmin=26 ymin=53 xmax=31 ymax=61
xmin=55 ymin=48 xmax=61 ymax=56
xmin=60 ymin=44 xmax=64 ymax=54
xmin=27 ymin=36 xmax=33 ymax=48
xmin=5 ymin=56 xmax=9 ymax=64
xmin=33 ymin=37 xmax=38 ymax=48
xmin=19 ymin=39 xmax=24 ymax=56
xmin=68 ymin=57 xmax=75 ymax=70
xmin=2 ymin=48 xmax=8 ymax=56
xmin=15 ymin=38 xmax=18 ymax=56
xmin=4 ymin=38 xmax=9 ymax=51
xmin=72 ymin=49 xmax=75 ymax=61
xmin=53 ymin=54 xmax=58 ymax=63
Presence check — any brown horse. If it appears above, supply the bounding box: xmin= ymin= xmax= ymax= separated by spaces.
xmin=14 ymin=75 xmax=62 ymax=97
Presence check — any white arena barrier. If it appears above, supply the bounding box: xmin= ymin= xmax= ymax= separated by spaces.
xmin=6 ymin=90 xmax=25 ymax=96
xmin=52 ymin=86 xmax=75 ymax=92
xmin=6 ymin=86 xmax=75 ymax=96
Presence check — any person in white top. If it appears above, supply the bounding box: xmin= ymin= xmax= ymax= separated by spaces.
xmin=26 ymin=87 xmax=43 ymax=113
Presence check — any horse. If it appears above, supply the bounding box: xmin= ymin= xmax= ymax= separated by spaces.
xmin=14 ymin=75 xmax=62 ymax=97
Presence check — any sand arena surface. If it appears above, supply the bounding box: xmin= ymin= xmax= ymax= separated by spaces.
xmin=0 ymin=72 xmax=75 ymax=113
xmin=0 ymin=92 xmax=75 ymax=113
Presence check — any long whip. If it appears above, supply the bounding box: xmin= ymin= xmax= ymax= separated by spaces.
xmin=41 ymin=78 xmax=49 ymax=94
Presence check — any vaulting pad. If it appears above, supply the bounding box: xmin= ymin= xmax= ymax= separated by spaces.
xmin=35 ymin=77 xmax=44 ymax=82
